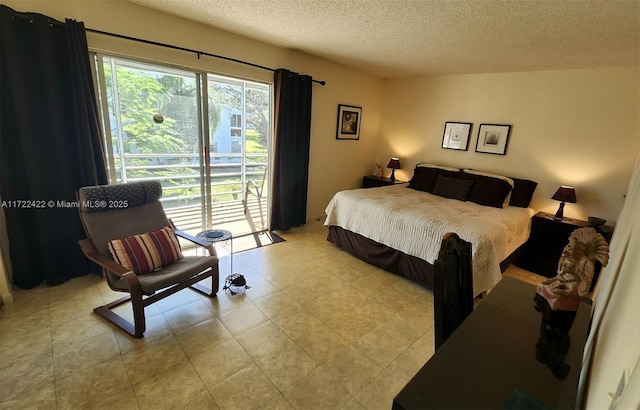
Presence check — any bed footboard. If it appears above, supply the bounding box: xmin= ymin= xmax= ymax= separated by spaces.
xmin=327 ymin=225 xmax=434 ymax=289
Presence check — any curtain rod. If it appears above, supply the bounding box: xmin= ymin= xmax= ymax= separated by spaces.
xmin=7 ymin=8 xmax=325 ymax=85
xmin=85 ymin=28 xmax=326 ymax=86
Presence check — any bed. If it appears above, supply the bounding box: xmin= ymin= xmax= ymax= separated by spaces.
xmin=324 ymin=164 xmax=538 ymax=297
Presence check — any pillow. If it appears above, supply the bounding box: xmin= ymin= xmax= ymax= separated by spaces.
xmin=416 ymin=163 xmax=460 ymax=172
xmin=462 ymin=169 xmax=514 ymax=187
xmin=432 ymin=175 xmax=474 ymax=201
xmin=509 ymin=177 xmax=538 ymax=208
xmin=463 ymin=169 xmax=515 ymax=207
xmin=459 ymin=170 xmax=513 ymax=208
xmin=409 ymin=166 xmax=460 ymax=193
xmin=108 ymin=226 xmax=183 ymax=274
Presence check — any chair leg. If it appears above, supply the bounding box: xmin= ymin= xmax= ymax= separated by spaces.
xmin=93 ymin=293 xmax=146 ymax=338
xmin=256 ymin=194 xmax=265 ymax=229
xmin=93 ymin=273 xmax=147 ymax=338
xmin=94 ymin=269 xmax=219 ymax=338
xmin=244 ymin=181 xmax=251 ymax=214
xmin=190 ymin=266 xmax=220 ymax=296
xmin=131 ymin=292 xmax=146 ymax=337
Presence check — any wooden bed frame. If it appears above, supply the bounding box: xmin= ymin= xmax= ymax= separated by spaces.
xmin=327 ymin=225 xmax=522 ymax=291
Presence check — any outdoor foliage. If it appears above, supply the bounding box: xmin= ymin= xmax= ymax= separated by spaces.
xmin=106 ymin=65 xmax=186 ymax=154
xmin=103 ymin=59 xmax=269 ymax=206
xmin=209 ymin=81 xmax=269 ymax=150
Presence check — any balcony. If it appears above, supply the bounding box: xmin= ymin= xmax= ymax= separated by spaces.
xmin=166 ymin=196 xmax=268 ymax=238
xmin=113 ymin=152 xmax=268 ymax=239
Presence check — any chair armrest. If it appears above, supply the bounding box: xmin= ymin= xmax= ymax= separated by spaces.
xmin=174 ymin=229 xmax=207 ymax=246
xmin=174 ymin=230 xmax=217 ymax=257
xmin=78 ymin=238 xmax=132 ymax=277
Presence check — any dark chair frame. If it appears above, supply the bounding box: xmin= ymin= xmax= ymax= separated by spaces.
xmin=434 ymin=232 xmax=474 ymax=350
xmin=77 ymin=186 xmax=219 ymax=338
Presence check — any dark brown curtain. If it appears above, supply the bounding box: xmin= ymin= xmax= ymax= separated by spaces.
xmin=0 ymin=5 xmax=108 ymax=288
xmin=270 ymin=69 xmax=313 ymax=231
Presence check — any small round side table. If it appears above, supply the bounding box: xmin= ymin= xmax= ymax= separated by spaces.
xmin=196 ymin=229 xmax=233 ymax=275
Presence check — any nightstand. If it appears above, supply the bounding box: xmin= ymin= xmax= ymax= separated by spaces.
xmin=362 ymin=175 xmax=405 ymax=188
xmin=515 ymin=212 xmax=613 ymax=281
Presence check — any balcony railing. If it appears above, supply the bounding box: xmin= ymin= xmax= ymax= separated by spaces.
xmin=111 ymin=152 xmax=268 ymax=236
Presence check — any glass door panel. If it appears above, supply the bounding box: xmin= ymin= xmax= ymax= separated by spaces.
xmin=207 ymin=76 xmax=270 ymax=233
xmin=99 ymin=56 xmax=204 ymax=232
xmin=95 ymin=55 xmax=271 ymax=238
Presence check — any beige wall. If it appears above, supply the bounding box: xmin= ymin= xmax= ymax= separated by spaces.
xmin=584 ymin=155 xmax=640 ymax=408
xmin=378 ymin=67 xmax=639 ymax=224
xmin=3 ymin=0 xmax=383 ymax=222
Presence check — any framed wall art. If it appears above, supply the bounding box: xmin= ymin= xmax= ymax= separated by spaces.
xmin=336 ymin=104 xmax=362 ymax=140
xmin=475 ymin=124 xmax=511 ymax=155
xmin=441 ymin=121 xmax=472 ymax=151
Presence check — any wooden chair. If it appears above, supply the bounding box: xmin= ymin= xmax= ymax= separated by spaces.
xmin=77 ymin=181 xmax=219 ymax=338
xmin=434 ymin=232 xmax=474 ymax=350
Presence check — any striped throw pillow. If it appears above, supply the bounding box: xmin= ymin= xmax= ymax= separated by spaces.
xmin=108 ymin=227 xmax=183 ymax=274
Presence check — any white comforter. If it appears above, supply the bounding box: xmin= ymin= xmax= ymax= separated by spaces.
xmin=324 ymin=184 xmax=535 ymax=296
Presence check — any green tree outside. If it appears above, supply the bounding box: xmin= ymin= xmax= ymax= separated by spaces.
xmin=105 ymin=60 xmax=268 ymax=206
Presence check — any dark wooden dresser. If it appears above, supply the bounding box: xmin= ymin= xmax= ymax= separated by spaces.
xmin=393 ymin=277 xmax=592 ymax=409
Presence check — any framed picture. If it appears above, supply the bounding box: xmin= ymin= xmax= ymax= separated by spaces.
xmin=475 ymin=124 xmax=511 ymax=155
xmin=336 ymin=104 xmax=362 ymax=140
xmin=441 ymin=121 xmax=472 ymax=151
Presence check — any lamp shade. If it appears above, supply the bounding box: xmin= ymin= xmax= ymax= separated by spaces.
xmin=551 ymin=186 xmax=577 ymax=203
xmin=387 ymin=158 xmax=401 ymax=169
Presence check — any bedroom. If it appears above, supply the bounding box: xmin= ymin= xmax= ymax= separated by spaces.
xmin=0 ymin=0 xmax=638 ymax=409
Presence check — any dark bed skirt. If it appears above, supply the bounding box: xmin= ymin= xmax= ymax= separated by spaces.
xmin=326 ymin=225 xmax=435 ymax=289
xmin=326 ymin=226 xmax=519 ymax=291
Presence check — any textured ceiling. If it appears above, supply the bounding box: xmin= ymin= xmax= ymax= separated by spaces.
xmin=129 ymin=0 xmax=640 ymax=78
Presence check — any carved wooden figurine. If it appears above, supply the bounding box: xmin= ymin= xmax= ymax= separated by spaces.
xmin=536 ymin=227 xmax=610 ymax=311
xmin=374 ymin=162 xmax=382 ymax=177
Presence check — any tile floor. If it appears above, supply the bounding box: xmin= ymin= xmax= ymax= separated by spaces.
xmin=0 ymin=221 xmax=545 ymax=410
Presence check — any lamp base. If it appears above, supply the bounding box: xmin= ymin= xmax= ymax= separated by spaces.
xmin=389 ymin=169 xmax=396 ymax=181
xmin=554 ymin=202 xmax=566 ymax=220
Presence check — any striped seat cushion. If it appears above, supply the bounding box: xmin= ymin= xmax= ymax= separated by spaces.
xmin=108 ymin=227 xmax=183 ymax=274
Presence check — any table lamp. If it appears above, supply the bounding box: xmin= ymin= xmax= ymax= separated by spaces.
xmin=387 ymin=158 xmax=401 ymax=181
xmin=551 ymin=186 xmax=577 ymax=220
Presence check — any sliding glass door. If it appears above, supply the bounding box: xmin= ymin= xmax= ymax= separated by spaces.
xmin=93 ymin=55 xmax=271 ymax=236
xmin=205 ymin=75 xmax=270 ymax=232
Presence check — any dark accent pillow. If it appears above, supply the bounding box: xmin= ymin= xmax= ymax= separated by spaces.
xmin=432 ymin=176 xmax=474 ymax=201
xmin=509 ymin=177 xmax=538 ymax=208
xmin=459 ymin=171 xmax=512 ymax=208
xmin=409 ymin=167 xmax=460 ymax=193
